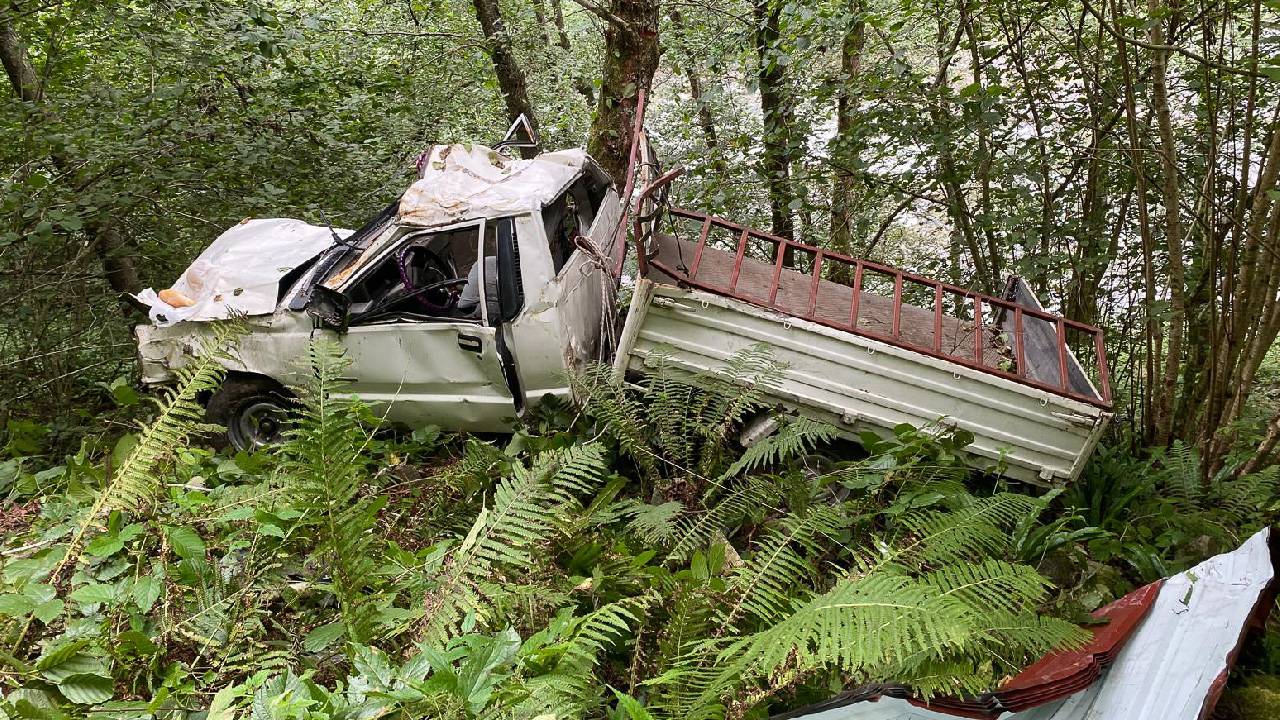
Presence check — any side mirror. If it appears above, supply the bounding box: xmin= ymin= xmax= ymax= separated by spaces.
xmin=495 ymin=218 xmax=524 ymax=324
xmin=307 ymin=286 xmax=351 ymax=331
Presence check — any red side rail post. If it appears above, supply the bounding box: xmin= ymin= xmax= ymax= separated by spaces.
xmin=690 ymin=216 xmax=711 ymax=279
xmin=933 ymin=284 xmax=944 ymax=353
xmin=1056 ymin=319 xmax=1069 ymax=391
xmin=768 ymin=239 xmax=787 ymax=306
xmin=849 ymin=262 xmax=864 ymax=329
xmin=891 ymin=272 xmax=903 ymax=339
xmin=631 ymin=166 xmax=684 ymax=278
xmin=1014 ymin=306 xmax=1026 ymax=377
xmin=974 ymin=296 xmax=985 ymax=367
xmin=728 ymin=229 xmax=749 ymax=293
xmin=807 ymin=251 xmax=824 ymax=318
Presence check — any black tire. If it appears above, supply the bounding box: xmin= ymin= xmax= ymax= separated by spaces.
xmin=207 ymin=377 xmax=295 ymax=451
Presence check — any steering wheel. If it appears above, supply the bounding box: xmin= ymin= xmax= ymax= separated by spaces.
xmin=397 ymin=245 xmax=462 ymax=313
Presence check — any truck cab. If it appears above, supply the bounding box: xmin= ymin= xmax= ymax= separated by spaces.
xmin=136 ymin=145 xmax=622 ymax=446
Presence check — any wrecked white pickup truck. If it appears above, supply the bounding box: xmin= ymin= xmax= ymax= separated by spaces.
xmin=136 ymin=113 xmax=1113 ymax=484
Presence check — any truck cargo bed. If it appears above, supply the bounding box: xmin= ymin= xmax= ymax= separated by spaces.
xmin=619 ymin=206 xmax=1112 ymax=484
xmin=616 ymin=281 xmax=1108 ymax=484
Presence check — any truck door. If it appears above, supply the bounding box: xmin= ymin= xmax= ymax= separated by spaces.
xmin=325 ymin=220 xmax=517 ymax=431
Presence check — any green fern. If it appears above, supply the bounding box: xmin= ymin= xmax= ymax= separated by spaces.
xmin=719 ymin=415 xmax=838 ymax=481
xmin=279 ymin=340 xmax=384 ymax=647
xmin=8 ymin=321 xmax=244 ymax=655
xmin=417 ymin=443 xmax=611 ymax=647
xmin=521 ymin=596 xmax=652 ymax=716
xmin=649 ymin=496 xmax=1085 ymax=717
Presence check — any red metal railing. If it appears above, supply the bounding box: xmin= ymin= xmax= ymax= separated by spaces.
xmin=635 ymin=200 xmax=1112 ymax=409
xmin=611 ymin=90 xmax=649 ymax=278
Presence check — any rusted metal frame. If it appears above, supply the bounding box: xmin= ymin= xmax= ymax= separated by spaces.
xmin=891 ymin=272 xmax=903 ymax=339
xmin=768 ymin=237 xmax=787 ymax=307
xmin=646 ymin=256 xmax=1114 ymax=409
xmin=807 ymin=251 xmax=824 ymax=318
xmin=933 ymin=284 xmax=944 ymax=353
xmin=659 ymin=204 xmax=1115 ymax=405
xmin=1094 ymin=331 xmax=1112 ymax=403
xmin=728 ymin=229 xmax=750 ymax=293
xmin=1056 ymin=319 xmax=1069 ymax=391
xmin=612 ymin=89 xmax=649 ymax=277
xmin=1014 ymin=307 xmax=1026 ymax=378
xmin=667 ymin=206 xmax=1108 ymax=335
xmin=631 ymin=167 xmax=685 ymax=278
xmin=689 ymin=216 xmax=712 ymax=279
xmin=849 ymin=262 xmax=864 ymax=330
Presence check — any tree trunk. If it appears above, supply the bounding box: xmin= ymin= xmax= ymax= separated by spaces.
xmin=668 ymin=7 xmax=717 ymax=152
xmin=1148 ymin=0 xmax=1186 ymax=446
xmin=0 ymin=19 xmax=38 ymax=101
xmin=586 ymin=1 xmax=660 ymax=183
xmin=472 ymin=0 xmax=540 ymax=159
xmin=828 ymin=0 xmax=864 ymax=255
xmin=752 ymin=0 xmax=795 ymax=245
xmin=551 ymin=0 xmax=572 ymax=50
xmin=0 ymin=15 xmax=143 ymax=308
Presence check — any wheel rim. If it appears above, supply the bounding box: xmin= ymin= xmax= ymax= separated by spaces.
xmin=230 ymin=399 xmax=287 ymax=450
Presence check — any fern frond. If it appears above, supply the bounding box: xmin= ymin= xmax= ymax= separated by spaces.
xmin=720 ymin=504 xmax=848 ymax=631
xmin=620 ymin=500 xmax=685 ymax=545
xmin=109 ymin=321 xmax=245 ymax=512
xmin=895 ymin=492 xmax=1043 ymax=566
xmin=279 ymin=340 xmax=383 ymax=646
xmin=719 ymin=416 xmax=838 ymax=481
xmin=7 ymin=321 xmax=246 ymax=654
xmin=418 ymin=443 xmax=610 ymax=647
xmin=522 ymin=596 xmax=652 ymax=716
xmin=666 ymin=475 xmax=784 ymax=564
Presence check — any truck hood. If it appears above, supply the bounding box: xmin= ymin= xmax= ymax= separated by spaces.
xmin=135 ymin=218 xmax=350 ymax=327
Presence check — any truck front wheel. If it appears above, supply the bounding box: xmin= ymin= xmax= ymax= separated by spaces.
xmin=207 ymin=377 xmax=296 ymax=451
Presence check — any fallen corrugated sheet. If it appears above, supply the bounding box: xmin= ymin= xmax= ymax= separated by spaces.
xmin=774 ymin=527 xmax=1278 ymax=720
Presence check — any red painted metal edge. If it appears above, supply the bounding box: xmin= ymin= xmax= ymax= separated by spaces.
xmin=611 ymin=90 xmax=647 ymax=277
xmin=650 ymin=207 xmax=1112 ymax=407
xmin=996 ymin=580 xmax=1164 ymax=710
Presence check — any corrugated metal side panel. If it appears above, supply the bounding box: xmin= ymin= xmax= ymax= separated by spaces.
xmin=624 ymin=283 xmax=1109 ymax=484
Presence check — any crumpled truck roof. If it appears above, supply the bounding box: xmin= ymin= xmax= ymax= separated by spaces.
xmin=772 ymin=526 xmax=1279 ymax=720
xmin=397 ymin=144 xmax=595 ymax=228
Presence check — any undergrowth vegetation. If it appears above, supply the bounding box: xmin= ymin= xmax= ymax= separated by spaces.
xmin=0 ymin=339 xmax=1277 ymax=719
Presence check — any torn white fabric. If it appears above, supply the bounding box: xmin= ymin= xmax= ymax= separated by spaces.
xmin=399 ymin=145 xmax=589 ymax=227
xmin=135 ymin=218 xmax=348 ymax=327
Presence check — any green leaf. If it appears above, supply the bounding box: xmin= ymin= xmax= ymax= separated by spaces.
xmin=132 ymin=576 xmax=162 ymax=612
xmin=33 ymin=599 xmax=64 ymax=623
xmin=86 ymin=535 xmax=125 ymax=557
xmin=38 ymin=650 xmax=101 ymax=684
xmin=118 ymin=523 xmax=145 ymax=542
xmin=0 ymin=593 xmax=35 ymax=616
xmin=165 ymin=526 xmax=205 ymax=559
xmin=116 ymin=630 xmax=159 ymax=656
xmin=69 ymin=583 xmax=117 ymax=605
xmin=57 ymin=673 xmax=114 ymax=704
xmin=207 ymin=684 xmax=243 ymax=720
xmin=256 ymin=522 xmax=286 ymax=538
xmin=303 ymin=621 xmax=346 ymax=652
